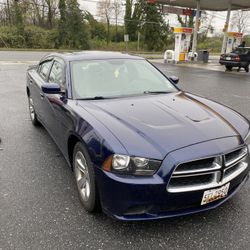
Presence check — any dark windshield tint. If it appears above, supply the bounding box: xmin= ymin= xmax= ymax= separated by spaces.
xmin=71 ymin=59 xmax=177 ymax=99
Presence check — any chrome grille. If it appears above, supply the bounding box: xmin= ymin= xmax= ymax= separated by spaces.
xmin=225 ymin=147 xmax=248 ymax=166
xmin=168 ymin=146 xmax=248 ymax=193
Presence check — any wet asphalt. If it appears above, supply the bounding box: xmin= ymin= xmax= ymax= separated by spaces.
xmin=0 ymin=52 xmax=250 ymax=250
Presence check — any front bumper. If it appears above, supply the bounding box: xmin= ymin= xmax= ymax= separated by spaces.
xmin=95 ymin=137 xmax=250 ymax=221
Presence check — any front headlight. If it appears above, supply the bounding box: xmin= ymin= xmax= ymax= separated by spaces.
xmin=102 ymin=154 xmax=161 ymax=176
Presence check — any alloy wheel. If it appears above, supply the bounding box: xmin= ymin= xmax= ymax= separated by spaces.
xmin=74 ymin=151 xmax=91 ymax=201
xmin=29 ymin=97 xmax=35 ymax=121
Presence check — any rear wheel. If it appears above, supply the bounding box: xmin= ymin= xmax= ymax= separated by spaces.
xmin=73 ymin=142 xmax=100 ymax=212
xmin=226 ymin=66 xmax=232 ymax=71
xmin=28 ymin=96 xmax=40 ymax=126
xmin=245 ymin=65 xmax=249 ymax=73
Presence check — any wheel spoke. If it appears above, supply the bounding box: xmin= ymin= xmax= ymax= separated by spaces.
xmin=29 ymin=97 xmax=35 ymax=120
xmin=78 ymin=175 xmax=87 ymax=189
xmin=76 ymin=158 xmax=86 ymax=172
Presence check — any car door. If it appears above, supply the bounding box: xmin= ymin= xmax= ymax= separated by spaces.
xmin=28 ymin=59 xmax=53 ymax=123
xmin=45 ymin=58 xmax=71 ymax=152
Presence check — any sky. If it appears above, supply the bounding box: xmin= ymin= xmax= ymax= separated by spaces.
xmin=79 ymin=0 xmax=250 ymax=35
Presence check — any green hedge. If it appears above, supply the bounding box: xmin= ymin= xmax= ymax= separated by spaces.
xmin=1 ymin=25 xmax=248 ymax=52
xmin=90 ymin=39 xmax=138 ymax=51
xmin=0 ymin=26 xmax=58 ymax=49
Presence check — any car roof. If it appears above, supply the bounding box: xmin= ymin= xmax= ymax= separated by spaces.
xmin=45 ymin=51 xmax=144 ymax=62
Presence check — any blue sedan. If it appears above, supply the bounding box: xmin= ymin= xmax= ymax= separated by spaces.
xmin=26 ymin=51 xmax=250 ymax=220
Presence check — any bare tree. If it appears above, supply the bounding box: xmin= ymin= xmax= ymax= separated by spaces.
xmin=44 ymin=0 xmax=58 ymax=28
xmin=231 ymin=10 xmax=250 ymax=34
xmin=30 ymin=0 xmax=44 ymax=26
xmin=97 ymin=0 xmax=113 ymax=44
xmin=22 ymin=0 xmax=58 ymax=28
xmin=202 ymin=11 xmax=215 ymax=38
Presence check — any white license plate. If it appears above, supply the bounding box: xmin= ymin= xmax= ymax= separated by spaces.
xmin=201 ymin=183 xmax=230 ymax=205
xmin=226 ymin=57 xmax=231 ymax=60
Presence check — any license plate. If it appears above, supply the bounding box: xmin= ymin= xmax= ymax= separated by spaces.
xmin=226 ymin=57 xmax=231 ymax=60
xmin=201 ymin=183 xmax=230 ymax=205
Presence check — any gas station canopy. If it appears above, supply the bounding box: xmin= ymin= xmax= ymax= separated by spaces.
xmin=158 ymin=0 xmax=250 ymax=11
xmin=157 ymin=0 xmax=250 ymax=57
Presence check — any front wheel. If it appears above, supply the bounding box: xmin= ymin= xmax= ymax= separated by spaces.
xmin=73 ymin=142 xmax=100 ymax=212
xmin=28 ymin=96 xmax=40 ymax=126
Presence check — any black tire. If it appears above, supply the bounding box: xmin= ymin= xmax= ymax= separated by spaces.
xmin=245 ymin=65 xmax=249 ymax=73
xmin=226 ymin=66 xmax=232 ymax=71
xmin=28 ymin=96 xmax=40 ymax=126
xmin=73 ymin=142 xmax=100 ymax=212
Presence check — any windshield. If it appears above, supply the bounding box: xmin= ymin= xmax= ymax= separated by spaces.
xmin=71 ymin=59 xmax=178 ymax=99
xmin=232 ymin=48 xmax=250 ymax=55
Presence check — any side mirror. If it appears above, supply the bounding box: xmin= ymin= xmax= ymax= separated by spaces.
xmin=41 ymin=83 xmax=61 ymax=94
xmin=169 ymin=76 xmax=179 ymax=84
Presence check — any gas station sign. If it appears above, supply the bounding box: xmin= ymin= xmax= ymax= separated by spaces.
xmin=173 ymin=27 xmax=193 ymax=34
xmin=162 ymin=6 xmax=201 ymax=17
xmin=227 ymin=32 xmax=243 ymax=38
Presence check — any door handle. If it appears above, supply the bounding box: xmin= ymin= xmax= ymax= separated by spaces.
xmin=40 ymin=93 xmax=44 ymax=99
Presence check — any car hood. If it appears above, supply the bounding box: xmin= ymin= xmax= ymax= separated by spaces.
xmin=79 ymin=92 xmax=249 ymax=159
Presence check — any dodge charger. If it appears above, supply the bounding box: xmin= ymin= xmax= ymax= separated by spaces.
xmin=26 ymin=51 xmax=250 ymax=220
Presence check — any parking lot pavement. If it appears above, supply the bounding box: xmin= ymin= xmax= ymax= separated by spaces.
xmin=150 ymin=58 xmax=250 ymax=74
xmin=0 ymin=57 xmax=250 ymax=250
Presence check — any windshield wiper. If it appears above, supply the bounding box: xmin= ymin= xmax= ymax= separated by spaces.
xmin=143 ymin=91 xmax=171 ymax=95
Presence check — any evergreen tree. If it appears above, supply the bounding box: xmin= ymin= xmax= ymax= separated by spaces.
xmin=124 ymin=0 xmax=132 ymax=34
xmin=84 ymin=11 xmax=107 ymax=40
xmin=143 ymin=3 xmax=169 ymax=51
xmin=58 ymin=0 xmax=67 ymax=46
xmin=124 ymin=0 xmax=143 ymax=41
xmin=58 ymin=0 xmax=90 ymax=49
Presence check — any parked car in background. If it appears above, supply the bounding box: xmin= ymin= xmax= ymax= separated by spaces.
xmin=219 ymin=47 xmax=250 ymax=72
xmin=26 ymin=51 xmax=250 ymax=221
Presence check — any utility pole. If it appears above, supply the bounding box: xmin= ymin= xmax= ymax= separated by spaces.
xmin=191 ymin=0 xmax=200 ymax=59
xmin=221 ymin=4 xmax=231 ymax=54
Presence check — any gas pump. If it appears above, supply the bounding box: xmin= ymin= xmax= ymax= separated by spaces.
xmin=225 ymin=32 xmax=243 ymax=53
xmin=173 ymin=27 xmax=193 ymax=63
